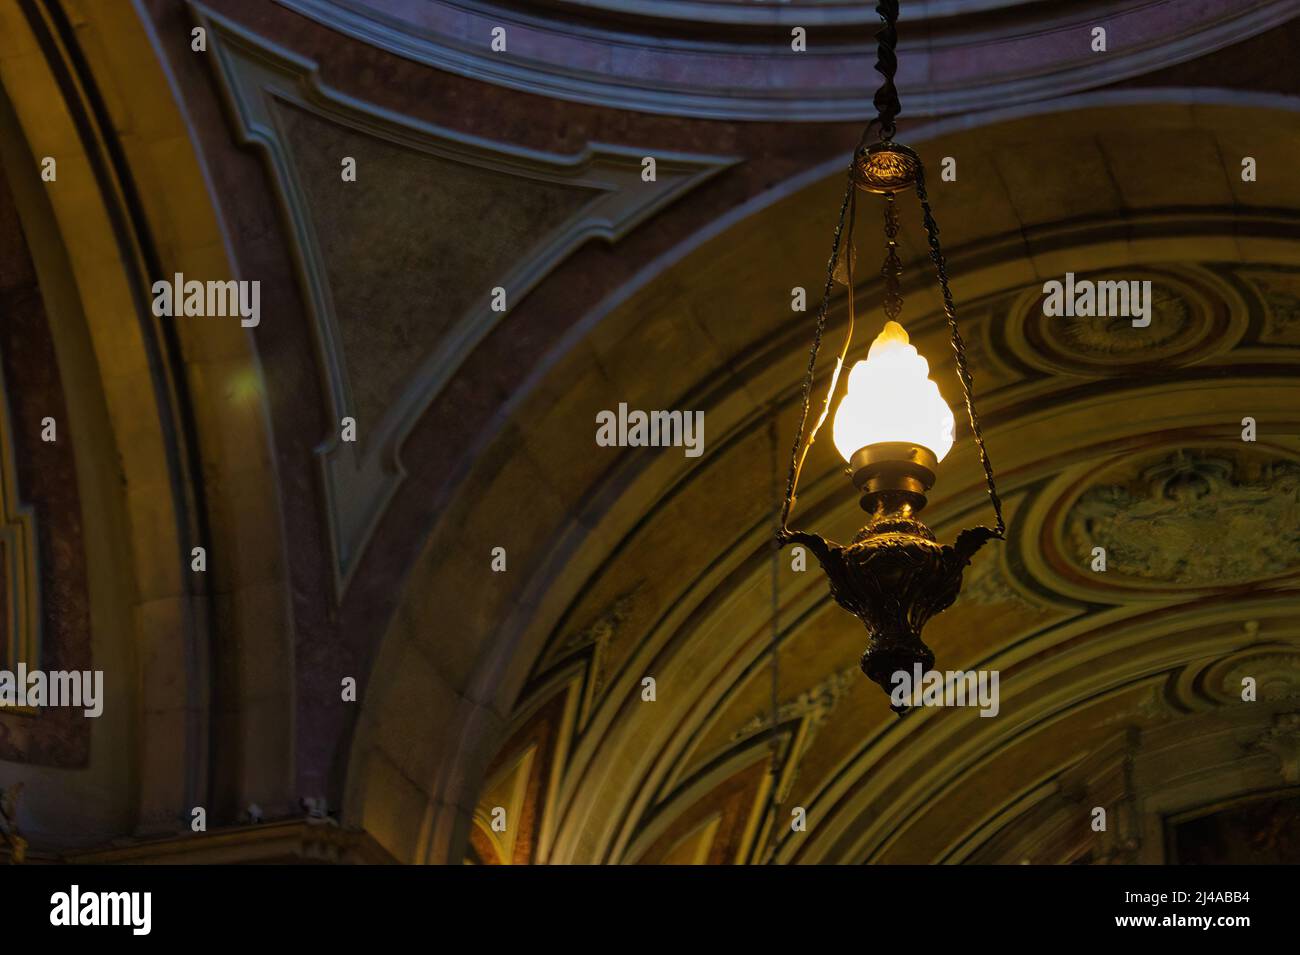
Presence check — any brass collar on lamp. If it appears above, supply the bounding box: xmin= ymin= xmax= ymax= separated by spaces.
xmin=848 ymin=441 xmax=936 ymax=515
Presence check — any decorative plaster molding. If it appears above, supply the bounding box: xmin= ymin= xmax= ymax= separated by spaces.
xmin=65 ymin=819 xmax=394 ymax=864
xmin=955 ymin=546 xmax=1035 ymax=610
xmin=194 ymin=3 xmax=737 ymax=595
xmin=275 ymin=0 xmax=1300 ymax=121
xmin=1237 ymin=265 xmax=1300 ymax=344
xmin=1173 ymin=640 xmax=1300 ymax=710
xmin=1006 ymin=265 xmax=1243 ymax=378
xmin=1247 ymin=713 xmax=1300 ymax=784
xmin=731 ymin=665 xmax=857 ymax=742
xmin=551 ymin=586 xmax=640 ymax=724
xmin=1099 ymin=683 xmax=1176 ymax=727
xmin=490 ymin=0 xmax=1035 ymax=29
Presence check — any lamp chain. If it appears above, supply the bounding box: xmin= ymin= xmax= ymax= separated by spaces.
xmin=781 ymin=0 xmax=902 ymax=533
xmin=871 ymin=0 xmax=901 ymax=141
xmin=881 ymin=194 xmax=902 ymax=320
xmin=779 ymin=176 xmax=855 ymax=536
xmin=915 ymin=166 xmax=1006 ymax=537
xmin=781 ymin=0 xmax=1005 ymax=540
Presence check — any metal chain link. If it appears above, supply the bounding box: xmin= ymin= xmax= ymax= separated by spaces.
xmin=872 ymin=0 xmax=901 ymax=140
xmin=915 ymin=165 xmax=1006 ymax=537
xmin=779 ymin=175 xmax=855 ymax=535
xmin=881 ymin=193 xmax=902 ymax=320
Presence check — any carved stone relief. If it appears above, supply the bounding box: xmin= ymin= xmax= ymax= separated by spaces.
xmin=1065 ymin=450 xmax=1300 ymax=587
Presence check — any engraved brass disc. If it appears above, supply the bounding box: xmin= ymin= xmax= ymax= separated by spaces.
xmin=851 ymin=141 xmax=920 ymax=194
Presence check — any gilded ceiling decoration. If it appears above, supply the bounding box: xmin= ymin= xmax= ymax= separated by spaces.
xmin=1239 ymin=267 xmax=1300 ymax=343
xmin=1173 ymin=640 xmax=1300 ymax=710
xmin=544 ymin=587 xmax=640 ymax=724
xmin=730 ymin=666 xmax=857 ymax=744
xmin=1065 ymin=450 xmax=1300 ymax=587
xmin=1009 ymin=265 xmax=1241 ymax=376
xmin=467 ymin=251 xmax=1300 ymax=864
xmin=1050 ymin=282 xmax=1190 ymax=356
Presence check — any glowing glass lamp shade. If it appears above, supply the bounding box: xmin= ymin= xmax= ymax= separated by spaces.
xmin=832 ymin=321 xmax=955 ymax=463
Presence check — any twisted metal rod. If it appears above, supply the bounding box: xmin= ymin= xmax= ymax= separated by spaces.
xmin=762 ymin=415 xmax=783 ymax=864
xmin=872 ymin=0 xmax=901 ymax=140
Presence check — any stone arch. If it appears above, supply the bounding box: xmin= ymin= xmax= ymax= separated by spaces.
xmin=350 ymin=89 xmax=1300 ymax=863
xmin=0 ymin=0 xmax=291 ymax=841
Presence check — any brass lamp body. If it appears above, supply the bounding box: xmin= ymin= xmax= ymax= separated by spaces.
xmin=783 ymin=442 xmax=995 ymax=713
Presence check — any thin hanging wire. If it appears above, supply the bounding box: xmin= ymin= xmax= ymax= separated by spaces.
xmin=763 ymin=415 xmax=783 ymax=863
xmin=781 ymin=187 xmax=857 ymax=538
xmin=779 ymin=1 xmax=890 ymax=539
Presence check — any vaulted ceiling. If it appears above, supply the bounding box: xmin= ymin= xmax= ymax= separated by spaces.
xmin=0 ymin=0 xmax=1297 ymax=863
xmin=444 ymin=102 xmax=1300 ymax=863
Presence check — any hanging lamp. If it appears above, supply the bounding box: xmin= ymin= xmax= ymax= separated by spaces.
xmin=777 ymin=0 xmax=1006 ymax=714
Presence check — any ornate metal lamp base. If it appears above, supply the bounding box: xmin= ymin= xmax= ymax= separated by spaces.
xmin=784 ymin=522 xmax=994 ymax=713
xmin=781 ymin=442 xmax=997 ymax=713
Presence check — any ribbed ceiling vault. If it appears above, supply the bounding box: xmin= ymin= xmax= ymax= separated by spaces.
xmin=353 ymin=95 xmax=1300 ymax=863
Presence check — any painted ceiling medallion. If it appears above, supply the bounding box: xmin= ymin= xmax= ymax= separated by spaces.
xmin=1058 ymin=282 xmax=1189 ymax=355
xmin=1066 ymin=450 xmax=1300 ymax=587
xmin=1016 ymin=267 xmax=1238 ymax=376
xmin=1171 ymin=638 xmax=1300 ymax=711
